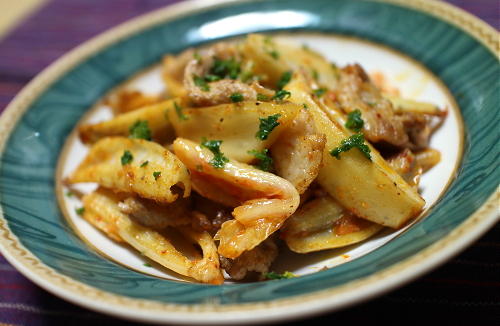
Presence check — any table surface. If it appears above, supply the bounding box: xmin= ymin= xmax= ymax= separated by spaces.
xmin=0 ymin=1 xmax=498 ymax=325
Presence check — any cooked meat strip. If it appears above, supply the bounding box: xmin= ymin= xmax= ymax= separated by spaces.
xmin=118 ymin=196 xmax=191 ymax=229
xmin=336 ymin=64 xmax=409 ymax=148
xmin=220 ymin=238 xmax=278 ymax=280
xmin=271 ymin=108 xmax=326 ymax=194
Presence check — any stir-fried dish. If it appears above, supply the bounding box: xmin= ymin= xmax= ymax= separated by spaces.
xmin=65 ymin=34 xmax=447 ymax=284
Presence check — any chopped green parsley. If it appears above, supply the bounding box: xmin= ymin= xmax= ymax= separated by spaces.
xmin=345 ymin=109 xmax=364 ymax=132
xmin=248 ymin=149 xmax=273 ymax=171
xmin=143 ymin=263 xmax=152 ymax=267
xmin=129 ymin=120 xmax=152 ymax=140
xmin=230 ymin=92 xmax=244 ymax=103
xmin=330 ymin=133 xmax=371 ymax=161
xmin=203 ymin=74 xmax=221 ymax=82
xmin=121 ymin=150 xmax=133 ymax=165
xmin=153 ymin=171 xmax=161 ymax=180
xmin=311 ymin=69 xmax=319 ymax=81
xmin=201 ymin=138 xmax=229 ymax=169
xmin=267 ymin=50 xmax=280 ymax=60
xmin=210 ymin=57 xmax=241 ymax=80
xmin=140 ymin=161 xmax=149 ymax=167
xmin=264 ymin=271 xmax=296 ymax=280
xmin=277 ymin=71 xmax=292 ymax=89
xmin=193 ymin=74 xmax=210 ymax=91
xmin=256 ymin=114 xmax=281 ymax=140
xmin=271 ymin=89 xmax=291 ymax=101
xmin=174 ymin=101 xmax=188 ymax=121
xmin=257 ymin=93 xmax=270 ymax=101
xmin=75 ymin=207 xmax=85 ymax=215
xmin=313 ymin=88 xmax=327 ymax=97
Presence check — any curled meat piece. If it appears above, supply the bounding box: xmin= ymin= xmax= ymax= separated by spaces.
xmin=396 ymin=111 xmax=445 ymax=151
xmin=386 ymin=148 xmax=423 ymax=188
xmin=184 ymin=61 xmax=257 ymax=106
xmin=118 ymin=196 xmax=191 ymax=229
xmin=220 ymin=238 xmax=278 ymax=280
xmin=173 ymin=138 xmax=300 ymax=259
xmin=182 ymin=42 xmax=264 ymax=106
xmin=190 ymin=195 xmax=232 ymax=235
xmin=271 ymin=108 xmax=326 ymax=194
xmin=336 ymin=64 xmax=409 ymax=148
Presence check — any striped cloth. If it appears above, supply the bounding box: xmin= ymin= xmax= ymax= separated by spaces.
xmin=0 ymin=1 xmax=498 ymax=325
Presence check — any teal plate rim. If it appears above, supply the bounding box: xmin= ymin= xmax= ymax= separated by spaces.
xmin=0 ymin=0 xmax=498 ymax=324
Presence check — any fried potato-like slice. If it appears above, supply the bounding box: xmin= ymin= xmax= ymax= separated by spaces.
xmin=167 ymin=101 xmax=301 ymax=163
xmin=68 ymin=137 xmax=191 ymax=203
xmin=173 ymin=138 xmax=300 ymax=259
xmin=105 ymin=89 xmax=162 ymax=115
xmin=79 ymin=99 xmax=179 ymax=144
xmin=82 ymin=188 xmax=223 ymax=284
xmin=81 ymin=189 xmax=127 ymax=242
xmin=241 ymin=34 xmax=339 ymax=89
xmin=271 ymin=108 xmax=326 ymax=194
xmin=386 ymin=95 xmax=446 ymax=116
xmin=285 ymin=74 xmax=425 ymax=228
xmin=281 ymin=196 xmax=383 ymax=253
xmin=415 ymin=148 xmax=441 ymax=172
xmin=118 ymin=220 xmax=224 ymax=284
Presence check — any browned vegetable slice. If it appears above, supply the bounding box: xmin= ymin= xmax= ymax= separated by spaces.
xmin=79 ymin=99 xmax=177 ymax=144
xmin=68 ymin=137 xmax=191 ymax=203
xmin=282 ymin=196 xmax=383 ymax=253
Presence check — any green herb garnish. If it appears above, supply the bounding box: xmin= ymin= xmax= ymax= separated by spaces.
xmin=271 ymin=90 xmax=291 ymax=101
xmin=203 ymin=74 xmax=221 ymax=82
xmin=140 ymin=161 xmax=149 ymax=167
xmin=153 ymin=171 xmax=161 ymax=180
xmin=330 ymin=133 xmax=371 ymax=161
xmin=256 ymin=114 xmax=281 ymax=140
xmin=143 ymin=263 xmax=152 ymax=267
xmin=277 ymin=71 xmax=292 ymax=89
xmin=345 ymin=109 xmax=364 ymax=132
xmin=193 ymin=74 xmax=210 ymax=91
xmin=201 ymin=138 xmax=229 ymax=169
xmin=268 ymin=50 xmax=280 ymax=60
xmin=264 ymin=271 xmax=296 ymax=280
xmin=210 ymin=57 xmax=241 ymax=80
xmin=248 ymin=149 xmax=273 ymax=171
xmin=66 ymin=191 xmax=73 ymax=197
xmin=174 ymin=101 xmax=188 ymax=121
xmin=75 ymin=207 xmax=85 ymax=215
xmin=311 ymin=69 xmax=319 ymax=81
xmin=193 ymin=52 xmax=202 ymax=62
xmin=129 ymin=120 xmax=152 ymax=140
xmin=240 ymin=70 xmax=254 ymax=83
xmin=230 ymin=92 xmax=244 ymax=103
xmin=313 ymin=88 xmax=327 ymax=97
xmin=121 ymin=150 xmax=133 ymax=165
xmin=257 ymin=94 xmax=270 ymax=101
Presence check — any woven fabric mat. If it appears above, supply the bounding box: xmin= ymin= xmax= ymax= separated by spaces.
xmin=0 ymin=1 xmax=498 ymax=325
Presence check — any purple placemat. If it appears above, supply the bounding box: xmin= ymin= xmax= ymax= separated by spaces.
xmin=0 ymin=1 xmax=498 ymax=325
